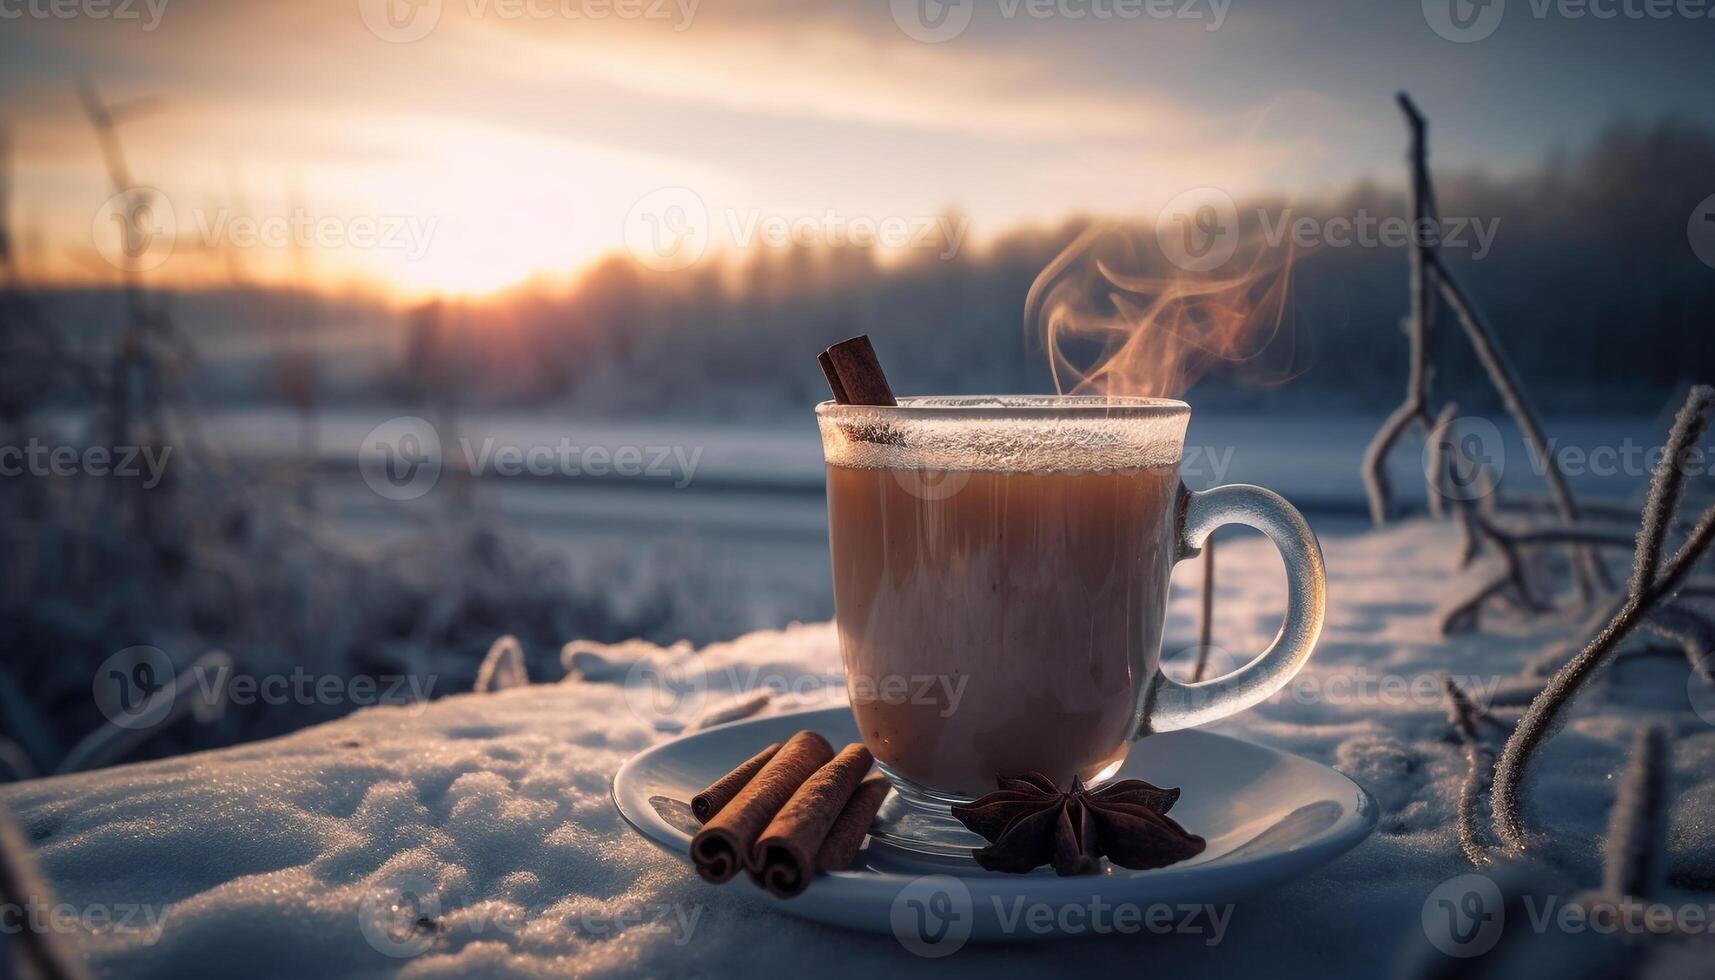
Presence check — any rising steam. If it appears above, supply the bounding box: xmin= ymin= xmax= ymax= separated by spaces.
xmin=1024 ymin=213 xmax=1296 ymax=399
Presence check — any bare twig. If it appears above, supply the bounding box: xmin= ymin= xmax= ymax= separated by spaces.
xmin=1642 ymin=603 xmax=1715 ymax=685
xmin=1601 ymin=723 xmax=1670 ymax=899
xmin=1492 ymin=387 xmax=1715 ymax=852
xmin=1632 ymin=390 xmax=1715 ymax=593
xmin=473 ymin=635 xmax=529 ymax=693
xmin=1429 ymin=255 xmax=1609 ymax=600
xmin=1361 ymin=95 xmax=1440 ymax=526
xmin=0 ymin=802 xmax=91 ymax=980
xmin=1443 ymin=676 xmax=1494 ymax=866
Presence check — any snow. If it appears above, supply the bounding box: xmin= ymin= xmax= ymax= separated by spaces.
xmin=3 ymin=521 xmax=1712 ymax=978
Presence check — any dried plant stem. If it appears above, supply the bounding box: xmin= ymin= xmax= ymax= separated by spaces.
xmin=1601 ymin=723 xmax=1670 ymax=899
xmin=1632 ymin=388 xmax=1714 ymax=593
xmin=0 ymin=802 xmax=90 ymax=980
xmin=1443 ymin=676 xmax=1494 ymax=866
xmin=1361 ymin=95 xmax=1439 ymax=526
xmin=1429 ymin=255 xmax=1608 ymax=601
xmin=1192 ymin=536 xmax=1216 ymax=682
xmin=1643 ymin=603 xmax=1715 ymax=683
xmin=1491 ymin=387 xmax=1715 ymax=853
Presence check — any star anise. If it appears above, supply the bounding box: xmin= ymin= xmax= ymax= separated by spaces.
xmin=949 ymin=772 xmax=1205 ymax=876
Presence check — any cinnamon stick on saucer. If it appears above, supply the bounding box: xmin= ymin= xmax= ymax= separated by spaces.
xmin=814 ymin=775 xmax=891 ymax=872
xmin=750 ymin=743 xmax=875 ymax=898
xmin=691 ymin=731 xmax=834 ymax=883
xmin=691 ymin=741 xmax=781 ymax=824
xmin=818 ymin=336 xmax=897 ymax=406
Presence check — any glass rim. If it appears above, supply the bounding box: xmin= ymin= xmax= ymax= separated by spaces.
xmin=814 ymin=394 xmax=1190 ymax=419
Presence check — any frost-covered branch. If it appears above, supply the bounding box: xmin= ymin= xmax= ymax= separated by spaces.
xmin=474 ymin=635 xmax=529 ymax=693
xmin=0 ymin=802 xmax=90 ymax=980
xmin=1428 ymin=255 xmax=1610 ymax=601
xmin=1601 ymin=723 xmax=1670 ymax=899
xmin=1443 ymin=676 xmax=1494 ymax=867
xmin=1361 ymin=94 xmax=1439 ymax=526
xmin=1491 ymin=386 xmax=1715 ymax=852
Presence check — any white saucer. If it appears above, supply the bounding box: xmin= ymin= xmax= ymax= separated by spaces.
xmin=612 ymin=706 xmax=1375 ymax=942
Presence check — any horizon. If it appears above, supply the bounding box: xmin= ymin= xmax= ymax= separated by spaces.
xmin=6 ymin=0 xmax=1715 ymax=299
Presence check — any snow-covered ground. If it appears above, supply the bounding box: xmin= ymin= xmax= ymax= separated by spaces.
xmin=3 ymin=521 xmax=1712 ymax=978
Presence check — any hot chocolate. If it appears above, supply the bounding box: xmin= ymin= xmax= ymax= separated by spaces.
xmin=826 ymin=462 xmax=1179 ymax=800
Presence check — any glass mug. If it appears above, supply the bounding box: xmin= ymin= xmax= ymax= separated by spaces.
xmin=816 ymin=396 xmax=1325 ymax=850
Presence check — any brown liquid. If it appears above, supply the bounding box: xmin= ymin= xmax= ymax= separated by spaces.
xmin=826 ymin=463 xmax=1179 ymax=799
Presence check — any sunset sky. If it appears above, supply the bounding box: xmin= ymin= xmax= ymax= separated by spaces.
xmin=4 ymin=0 xmax=1711 ymax=297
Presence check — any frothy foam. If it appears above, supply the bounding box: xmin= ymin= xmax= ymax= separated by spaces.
xmin=816 ymin=396 xmax=1188 ymax=473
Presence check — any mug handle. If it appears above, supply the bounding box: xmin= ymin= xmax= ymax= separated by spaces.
xmin=1139 ymin=483 xmax=1327 ymax=735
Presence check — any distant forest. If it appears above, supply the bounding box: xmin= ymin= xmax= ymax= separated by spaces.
xmin=18 ymin=117 xmax=1715 ymax=420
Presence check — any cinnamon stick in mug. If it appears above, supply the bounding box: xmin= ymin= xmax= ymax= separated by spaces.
xmin=749 ymin=743 xmax=875 ymax=898
xmin=690 ymin=731 xmax=834 ymax=883
xmin=814 ymin=775 xmax=890 ymax=872
xmin=691 ymin=741 xmax=781 ymax=824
